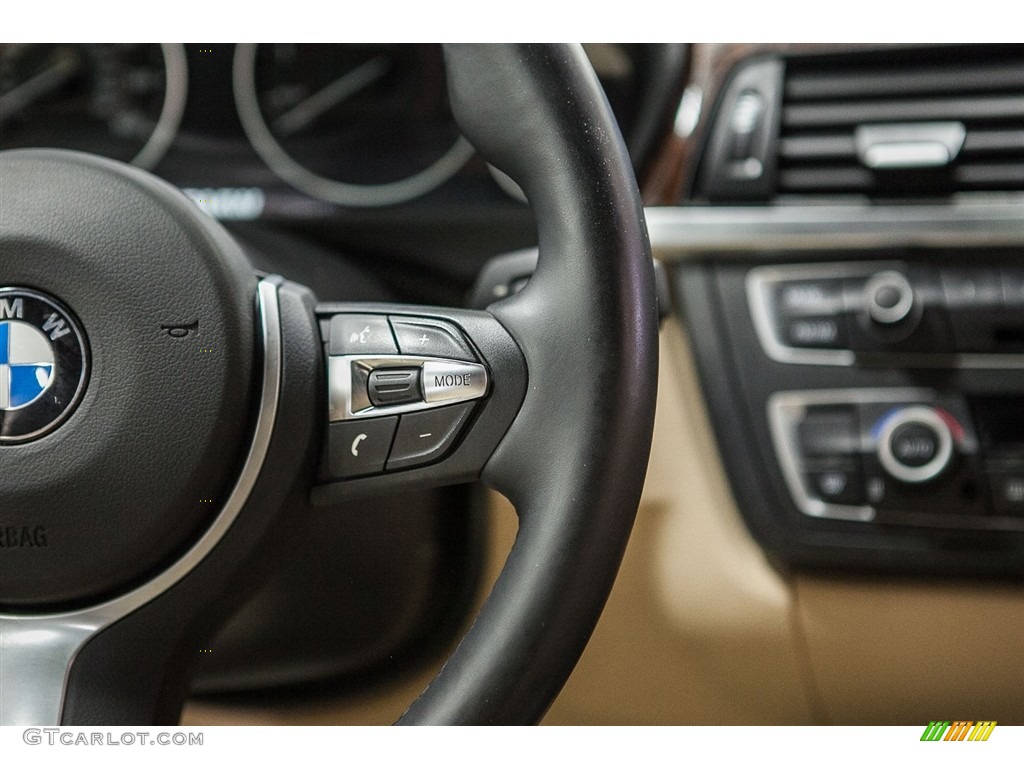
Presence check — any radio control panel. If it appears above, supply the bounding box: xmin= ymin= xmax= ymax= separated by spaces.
xmin=748 ymin=262 xmax=1024 ymax=367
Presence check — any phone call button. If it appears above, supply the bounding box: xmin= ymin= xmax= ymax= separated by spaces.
xmin=328 ymin=416 xmax=398 ymax=479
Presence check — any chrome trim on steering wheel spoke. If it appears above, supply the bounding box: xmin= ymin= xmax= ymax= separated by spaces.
xmin=327 ymin=353 xmax=489 ymax=422
xmin=0 ymin=278 xmax=283 ymax=726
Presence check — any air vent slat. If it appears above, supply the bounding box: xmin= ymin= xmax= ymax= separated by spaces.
xmin=963 ymin=130 xmax=1024 ymax=154
xmin=778 ymin=167 xmax=874 ymax=192
xmin=956 ymin=163 xmax=1024 ymax=187
xmin=779 ymin=135 xmax=856 ymax=160
xmin=783 ymin=95 xmax=1024 ymax=129
xmin=786 ymin=63 xmax=1024 ymax=101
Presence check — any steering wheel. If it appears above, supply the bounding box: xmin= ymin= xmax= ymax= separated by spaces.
xmin=0 ymin=44 xmax=657 ymax=726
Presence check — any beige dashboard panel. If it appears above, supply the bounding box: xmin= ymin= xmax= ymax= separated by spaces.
xmin=795 ymin=576 xmax=1024 ymax=724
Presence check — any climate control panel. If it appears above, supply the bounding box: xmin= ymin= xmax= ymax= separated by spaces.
xmin=769 ymin=389 xmax=1024 ymax=529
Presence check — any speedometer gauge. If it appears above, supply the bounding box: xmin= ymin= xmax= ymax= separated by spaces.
xmin=233 ymin=44 xmax=474 ymax=207
xmin=0 ymin=44 xmax=186 ymax=169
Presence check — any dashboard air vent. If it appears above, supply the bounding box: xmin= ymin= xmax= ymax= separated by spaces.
xmin=777 ymin=45 xmax=1024 ymax=199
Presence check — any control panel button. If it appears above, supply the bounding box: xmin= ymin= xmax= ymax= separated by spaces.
xmin=864 ymin=271 xmax=914 ymax=325
xmin=782 ymin=316 xmax=846 ymax=349
xmin=328 ymin=314 xmax=397 ymax=355
xmin=387 ymin=403 xmax=474 ymax=471
xmin=422 ymin=361 xmax=488 ymax=403
xmin=988 ymin=471 xmax=1024 ymax=516
xmin=390 ymin=317 xmax=476 ymax=361
xmin=798 ymin=407 xmax=860 ymax=457
xmin=368 ymin=367 xmax=421 ymax=407
xmin=805 ymin=463 xmax=865 ymax=506
xmin=888 ymin=422 xmax=939 ymax=468
xmin=875 ymin=406 xmax=955 ymax=484
xmin=328 ymin=416 xmax=398 ymax=479
xmin=865 ymin=475 xmax=887 ymax=505
xmin=775 ymin=280 xmax=844 ymax=316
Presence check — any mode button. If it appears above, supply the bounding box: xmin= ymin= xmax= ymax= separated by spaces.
xmin=422 ymin=361 xmax=488 ymax=404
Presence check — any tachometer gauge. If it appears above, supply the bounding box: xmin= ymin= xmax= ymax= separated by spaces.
xmin=233 ymin=44 xmax=474 ymax=207
xmin=0 ymin=44 xmax=186 ymax=169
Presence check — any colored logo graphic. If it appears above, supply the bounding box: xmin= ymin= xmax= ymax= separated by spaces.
xmin=920 ymin=721 xmax=996 ymax=741
xmin=0 ymin=288 xmax=89 ymax=444
xmin=0 ymin=320 xmax=56 ymax=410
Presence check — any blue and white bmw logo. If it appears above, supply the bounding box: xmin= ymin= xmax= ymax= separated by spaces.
xmin=0 ymin=288 xmax=89 ymax=444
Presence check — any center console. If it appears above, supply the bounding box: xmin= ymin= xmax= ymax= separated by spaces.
xmin=756 ymin=260 xmax=1024 ymax=529
xmin=648 ymin=205 xmax=1024 ymax=577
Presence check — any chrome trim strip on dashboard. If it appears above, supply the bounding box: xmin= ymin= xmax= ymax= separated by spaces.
xmin=0 ymin=278 xmax=283 ymax=726
xmin=644 ymin=200 xmax=1024 ymax=257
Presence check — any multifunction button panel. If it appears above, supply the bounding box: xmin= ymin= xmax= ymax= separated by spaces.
xmin=748 ymin=262 xmax=1024 ymax=366
xmin=769 ymin=389 xmax=1024 ymax=529
xmin=323 ymin=314 xmax=489 ymax=479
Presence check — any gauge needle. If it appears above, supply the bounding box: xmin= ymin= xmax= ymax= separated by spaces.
xmin=0 ymin=50 xmax=80 ymax=123
xmin=272 ymin=54 xmax=390 ymax=138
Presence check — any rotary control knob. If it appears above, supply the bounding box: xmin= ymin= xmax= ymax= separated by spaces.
xmin=875 ymin=406 xmax=957 ymax=484
xmin=864 ymin=270 xmax=915 ymax=326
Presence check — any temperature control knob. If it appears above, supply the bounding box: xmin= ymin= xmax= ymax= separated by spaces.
xmin=875 ymin=406 xmax=956 ymax=484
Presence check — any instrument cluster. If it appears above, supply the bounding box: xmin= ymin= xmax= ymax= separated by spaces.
xmin=1 ymin=44 xmax=659 ymax=219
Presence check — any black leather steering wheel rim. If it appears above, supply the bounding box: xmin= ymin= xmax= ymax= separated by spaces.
xmin=0 ymin=43 xmax=656 ymax=727
xmin=396 ymin=44 xmax=658 ymax=724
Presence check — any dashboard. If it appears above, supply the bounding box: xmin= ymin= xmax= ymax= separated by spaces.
xmin=4 ymin=42 xmax=1024 ymax=726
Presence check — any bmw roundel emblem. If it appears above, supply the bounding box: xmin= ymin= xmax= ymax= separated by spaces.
xmin=0 ymin=287 xmax=89 ymax=444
